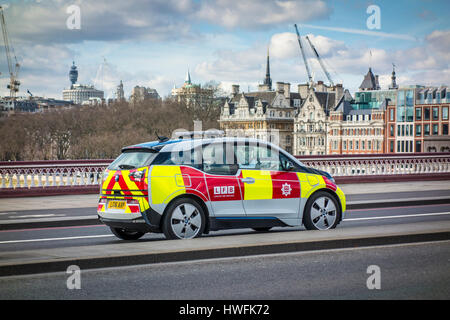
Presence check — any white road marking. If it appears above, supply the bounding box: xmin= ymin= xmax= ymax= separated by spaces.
xmin=7 ymin=214 xmax=66 ymax=219
xmin=1 ymin=212 xmax=449 ymax=245
xmin=344 ymin=212 xmax=450 ymax=221
xmin=0 ymin=234 xmax=114 ymax=244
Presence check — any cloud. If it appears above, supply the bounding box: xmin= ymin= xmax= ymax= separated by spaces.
xmin=3 ymin=0 xmax=198 ymax=45
xmin=195 ymin=29 xmax=450 ymax=94
xmin=196 ymin=0 xmax=331 ymax=29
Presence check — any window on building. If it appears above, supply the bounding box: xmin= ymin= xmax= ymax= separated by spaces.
xmin=397 ymin=141 xmax=401 ymax=153
xmin=416 ymin=124 xmax=422 ymax=137
xmin=349 ymin=141 xmax=353 ymax=150
xmin=390 ymin=125 xmax=394 ymax=137
xmin=343 ymin=141 xmax=347 ymax=150
xmin=397 ymin=125 xmax=401 ymax=136
xmin=362 ymin=141 xmax=365 ymax=150
xmin=433 ymin=124 xmax=439 ymax=135
xmin=424 ymin=124 xmax=430 ymax=136
xmin=415 ymin=108 xmax=422 ymax=121
xmin=443 ymin=124 xmax=448 ymax=135
xmin=432 ymin=107 xmax=439 ymax=120
xmin=424 ymin=107 xmax=430 ymax=120
xmin=390 ymin=141 xmax=394 ymax=153
xmin=443 ymin=107 xmax=449 ymax=120
xmin=368 ymin=140 xmax=372 ymax=150
xmin=415 ymin=140 xmax=422 ymax=153
xmin=390 ymin=108 xmax=395 ymax=121
xmin=355 ymin=141 xmax=359 ymax=150
xmin=401 ymin=141 xmax=405 ymax=153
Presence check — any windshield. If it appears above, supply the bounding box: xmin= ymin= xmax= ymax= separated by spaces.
xmin=108 ymin=151 xmax=158 ymax=170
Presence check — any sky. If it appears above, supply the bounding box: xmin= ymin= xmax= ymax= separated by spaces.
xmin=0 ymin=0 xmax=449 ymax=100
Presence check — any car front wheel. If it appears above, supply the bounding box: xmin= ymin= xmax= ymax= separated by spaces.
xmin=303 ymin=191 xmax=341 ymax=230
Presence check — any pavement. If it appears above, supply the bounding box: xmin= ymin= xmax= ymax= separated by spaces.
xmin=0 ymin=180 xmax=449 ymax=277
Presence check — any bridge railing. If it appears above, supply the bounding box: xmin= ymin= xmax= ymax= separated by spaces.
xmin=295 ymin=153 xmax=450 ymax=177
xmin=0 ymin=160 xmax=112 ymax=190
xmin=0 ymin=153 xmax=449 ymax=194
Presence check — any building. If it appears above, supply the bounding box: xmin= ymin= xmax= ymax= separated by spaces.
xmin=62 ymin=83 xmax=104 ymax=105
xmin=293 ymin=81 xmax=344 ymax=155
xmin=413 ymin=86 xmax=450 ymax=153
xmin=116 ymin=80 xmax=125 ymax=102
xmin=130 ymin=85 xmax=160 ymax=104
xmin=62 ymin=62 xmax=104 ymax=105
xmin=171 ymin=70 xmax=214 ymax=109
xmin=324 ymin=66 xmax=398 ymax=155
xmin=328 ymin=91 xmax=387 ymax=154
xmin=359 ymin=67 xmax=381 ymax=91
xmin=219 ymin=51 xmax=301 ymax=153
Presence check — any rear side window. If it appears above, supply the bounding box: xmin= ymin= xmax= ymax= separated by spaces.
xmin=108 ymin=151 xmax=157 ymax=170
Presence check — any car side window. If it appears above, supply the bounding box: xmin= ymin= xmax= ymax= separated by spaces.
xmin=202 ymin=142 xmax=238 ymax=175
xmin=236 ymin=142 xmax=282 ymax=171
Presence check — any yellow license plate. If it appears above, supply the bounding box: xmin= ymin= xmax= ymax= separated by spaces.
xmin=107 ymin=200 xmax=126 ymax=210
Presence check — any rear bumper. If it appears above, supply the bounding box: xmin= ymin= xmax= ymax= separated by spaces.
xmin=98 ymin=207 xmax=162 ymax=233
xmin=99 ymin=217 xmax=153 ymax=233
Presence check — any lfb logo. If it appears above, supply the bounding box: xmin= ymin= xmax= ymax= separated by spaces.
xmin=214 ymin=186 xmax=235 ymax=195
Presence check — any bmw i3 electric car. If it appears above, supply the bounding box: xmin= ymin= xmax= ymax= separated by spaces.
xmin=97 ymin=136 xmax=346 ymax=240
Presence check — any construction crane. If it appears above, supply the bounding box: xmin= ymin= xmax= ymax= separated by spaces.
xmin=294 ymin=24 xmax=312 ymax=84
xmin=305 ymin=35 xmax=335 ymax=87
xmin=0 ymin=6 xmax=20 ymax=100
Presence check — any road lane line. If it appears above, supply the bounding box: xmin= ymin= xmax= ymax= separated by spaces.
xmin=0 ymin=234 xmax=115 ymax=244
xmin=346 ymin=203 xmax=450 ymax=212
xmin=0 ymin=224 xmax=105 ymax=233
xmin=344 ymin=212 xmax=450 ymax=221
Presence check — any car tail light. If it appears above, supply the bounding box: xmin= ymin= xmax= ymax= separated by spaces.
xmin=129 ymin=169 xmax=146 ymax=182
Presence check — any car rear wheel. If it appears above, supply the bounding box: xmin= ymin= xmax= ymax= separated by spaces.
xmin=252 ymin=227 xmax=272 ymax=232
xmin=162 ymin=198 xmax=205 ymax=240
xmin=303 ymin=191 xmax=340 ymax=230
xmin=110 ymin=227 xmax=145 ymax=240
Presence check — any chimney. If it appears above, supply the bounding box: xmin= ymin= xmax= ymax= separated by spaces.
xmin=276 ymin=82 xmax=284 ymax=94
xmin=298 ymin=84 xmax=309 ymax=99
xmin=283 ymin=82 xmax=291 ymax=98
xmin=231 ymin=84 xmax=239 ymax=97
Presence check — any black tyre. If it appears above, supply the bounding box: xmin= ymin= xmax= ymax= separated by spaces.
xmin=162 ymin=198 xmax=206 ymax=240
xmin=110 ymin=227 xmax=145 ymax=240
xmin=252 ymin=227 xmax=272 ymax=232
xmin=303 ymin=191 xmax=341 ymax=230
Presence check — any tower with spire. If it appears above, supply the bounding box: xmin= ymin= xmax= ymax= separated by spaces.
xmin=258 ymin=47 xmax=272 ymax=92
xmin=389 ymin=63 xmax=398 ymax=90
xmin=185 ymin=69 xmax=192 ymax=85
xmin=69 ymin=61 xmax=78 ymax=89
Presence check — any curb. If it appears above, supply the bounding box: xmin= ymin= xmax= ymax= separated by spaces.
xmin=1 ymin=231 xmax=449 ymax=277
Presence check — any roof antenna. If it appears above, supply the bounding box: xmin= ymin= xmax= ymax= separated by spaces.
xmin=155 ymin=131 xmax=169 ymax=142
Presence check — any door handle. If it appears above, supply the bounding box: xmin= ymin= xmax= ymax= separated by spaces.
xmin=242 ymin=177 xmax=255 ymax=184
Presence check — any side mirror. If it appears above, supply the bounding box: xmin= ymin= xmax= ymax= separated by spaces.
xmin=284 ymin=161 xmax=294 ymax=171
